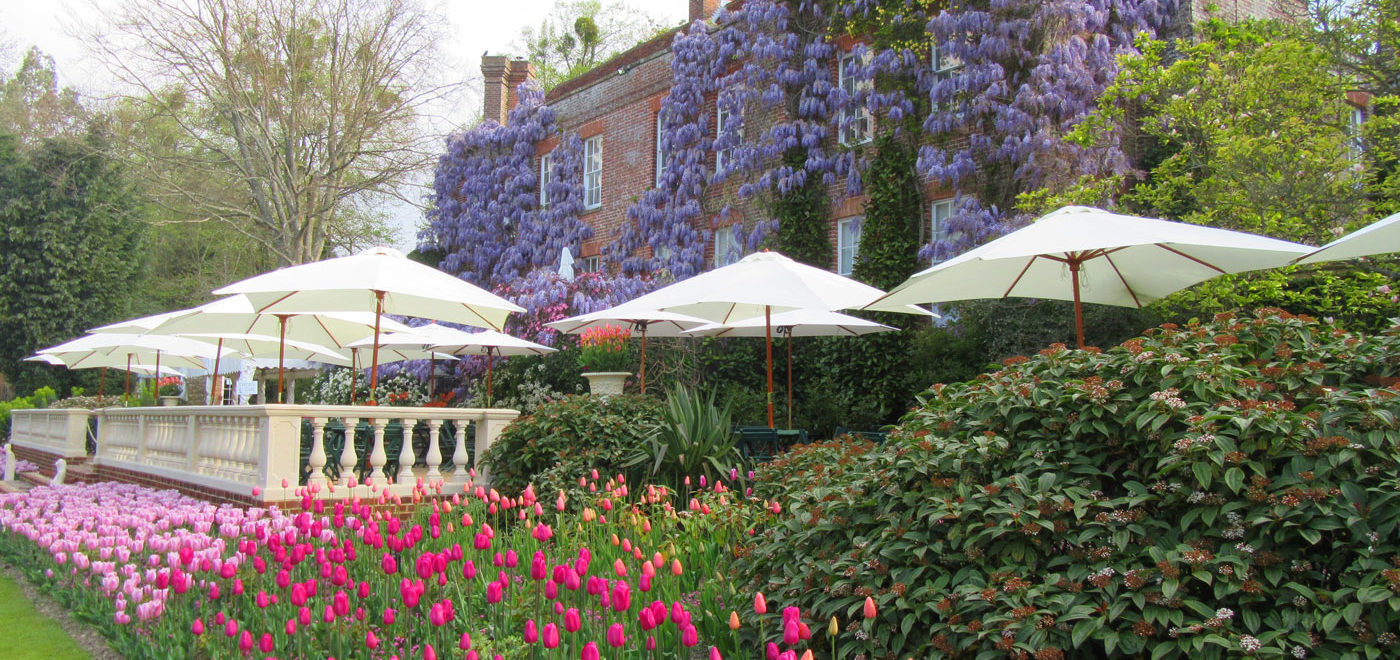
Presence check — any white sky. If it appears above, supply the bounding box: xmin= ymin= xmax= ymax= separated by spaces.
xmin=0 ymin=0 xmax=688 ymax=249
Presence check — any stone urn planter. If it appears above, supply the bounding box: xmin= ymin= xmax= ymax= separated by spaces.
xmin=582 ymin=372 xmax=630 ymax=397
xmin=160 ymin=396 xmax=180 ymax=406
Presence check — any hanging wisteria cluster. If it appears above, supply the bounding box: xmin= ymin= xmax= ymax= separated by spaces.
xmin=918 ymin=0 xmax=1175 ymax=260
xmin=421 ymin=85 xmax=592 ymax=286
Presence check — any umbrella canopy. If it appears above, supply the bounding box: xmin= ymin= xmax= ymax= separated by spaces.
xmin=865 ymin=206 xmax=1315 ymax=348
xmin=175 ymin=333 xmax=352 ymax=366
xmin=141 ymin=294 xmax=417 ymax=403
xmin=633 ymin=250 xmax=910 ymax=427
xmin=88 ymin=309 xmax=188 ymax=334
xmin=212 ymin=246 xmax=524 ymax=391
xmin=683 ymin=309 xmax=895 ymax=428
xmin=26 ymin=354 xmax=181 ymax=376
xmin=37 ymin=333 xmax=232 ymax=398
xmin=546 ymin=301 xmax=707 ymax=394
xmin=1295 ymin=211 xmax=1400 ymax=264
xmin=350 ymin=324 xmax=554 ymax=405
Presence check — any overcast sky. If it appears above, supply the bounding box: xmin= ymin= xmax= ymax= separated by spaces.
xmin=0 ymin=0 xmax=688 ymax=249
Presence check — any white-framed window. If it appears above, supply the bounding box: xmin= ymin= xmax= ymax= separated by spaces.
xmin=584 ymin=135 xmax=602 ymax=209
xmin=931 ymin=198 xmax=955 ymax=246
xmin=932 ymin=40 xmax=962 ymax=74
xmin=715 ymin=104 xmax=741 ymax=173
xmin=654 ymin=244 xmax=673 ymax=263
xmin=714 ymin=227 xmax=741 ymax=267
xmin=539 ymin=151 xmax=553 ymax=207
xmin=578 ymin=255 xmax=601 ymax=273
xmin=838 ymin=52 xmax=872 ymax=146
xmin=837 ymin=217 xmax=861 ymax=275
xmin=1348 ymin=105 xmax=1366 ymax=160
xmin=655 ymin=110 xmax=667 ymax=186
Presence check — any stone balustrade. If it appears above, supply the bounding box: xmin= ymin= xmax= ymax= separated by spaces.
xmin=8 ymin=408 xmax=92 ymax=459
xmin=80 ymin=405 xmax=518 ymax=504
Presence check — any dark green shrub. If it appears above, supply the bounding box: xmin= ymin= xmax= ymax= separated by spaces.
xmin=480 ymin=393 xmax=663 ymax=498
xmin=737 ymin=309 xmax=1400 ymax=659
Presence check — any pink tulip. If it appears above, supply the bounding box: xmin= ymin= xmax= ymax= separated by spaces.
xmin=191 ymin=618 xmax=204 ymax=636
xmin=766 ymin=643 xmax=779 ymax=660
xmin=459 ymin=632 xmax=472 ymax=650
xmin=863 ymin=596 xmax=877 ymax=619
xmin=681 ymin=624 xmax=698 ymax=647
xmin=543 ymin=622 xmax=560 ymax=648
xmin=565 ymin=607 xmax=581 ymax=632
xmin=524 ymin=619 xmax=538 ymax=643
xmin=259 ymin=633 xmax=273 ymax=653
xmin=423 ymin=643 xmax=437 ymax=660
xmin=710 ymin=647 xmax=723 ymax=660
xmin=581 ymin=642 xmax=600 ymax=660
xmin=754 ymin=592 xmax=767 ymax=614
xmin=486 ymin=580 xmax=503 ymax=604
xmin=238 ymin=630 xmax=252 ymax=652
xmin=607 ymin=623 xmax=626 ymax=648
xmin=614 ymin=558 xmax=627 ymax=577
xmin=285 ymin=619 xmax=296 ymax=636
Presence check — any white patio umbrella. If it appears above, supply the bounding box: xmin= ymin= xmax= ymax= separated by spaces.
xmin=350 ymin=324 xmax=553 ymax=405
xmin=683 ymin=309 xmax=894 ymax=428
xmin=212 ymin=247 xmax=524 ymax=392
xmin=864 ymin=206 xmax=1316 ymax=349
xmin=1295 ymin=211 xmax=1400 ymax=264
xmin=635 ymin=250 xmax=914 ymax=427
xmin=546 ymin=302 xmax=707 ymax=394
xmin=37 ymin=333 xmax=231 ymax=398
xmin=140 ymin=295 xmax=414 ymax=403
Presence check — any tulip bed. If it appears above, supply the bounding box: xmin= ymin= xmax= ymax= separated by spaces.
xmin=0 ymin=471 xmax=848 ymax=660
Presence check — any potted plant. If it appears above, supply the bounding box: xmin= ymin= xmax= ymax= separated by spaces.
xmin=157 ymin=376 xmax=183 ymax=406
xmin=577 ymin=324 xmax=632 ymax=397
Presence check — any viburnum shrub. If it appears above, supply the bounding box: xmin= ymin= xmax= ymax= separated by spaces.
xmin=577 ymin=324 xmax=632 ymax=373
xmin=481 ymin=394 xmax=663 ymax=501
xmin=738 ymin=309 xmax=1400 ymax=659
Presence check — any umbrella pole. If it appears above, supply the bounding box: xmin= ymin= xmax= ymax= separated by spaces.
xmin=277 ymin=315 xmax=288 ymax=403
xmin=211 ymin=338 xmax=224 ymax=406
xmin=124 ymin=353 xmax=131 ymax=400
xmin=639 ymin=323 xmax=648 ymax=395
xmin=369 ymin=291 xmax=385 ymax=393
xmin=429 ymin=354 xmax=436 ymax=398
xmin=787 ymin=332 xmax=793 ymax=430
xmin=349 ymin=348 xmax=359 ymax=405
xmin=99 ymin=367 xmax=106 ymax=399
xmin=486 ymin=347 xmax=494 ymax=407
xmin=1071 ymin=260 xmax=1085 ymax=349
xmin=765 ymin=306 xmax=774 ymax=428
xmin=154 ymin=350 xmax=161 ymax=397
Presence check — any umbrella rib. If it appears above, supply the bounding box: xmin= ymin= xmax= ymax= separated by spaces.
xmin=1102 ymin=252 xmax=1144 ymax=308
xmin=1003 ymin=256 xmax=1042 ymax=298
xmin=255 ymin=292 xmax=297 ymax=314
xmin=1155 ymin=244 xmax=1227 ymax=274
xmin=312 ymin=315 xmax=343 ymax=347
xmin=458 ymin=302 xmax=503 ymax=332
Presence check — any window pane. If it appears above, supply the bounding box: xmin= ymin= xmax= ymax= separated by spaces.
xmin=655 ymin=111 xmax=666 ymax=186
xmin=539 ymin=152 xmax=552 ymax=207
xmin=584 ymin=136 xmax=602 ymax=209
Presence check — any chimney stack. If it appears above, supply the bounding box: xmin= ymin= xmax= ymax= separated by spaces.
xmin=689 ymin=0 xmax=721 ymax=22
xmin=481 ymin=55 xmax=535 ymax=125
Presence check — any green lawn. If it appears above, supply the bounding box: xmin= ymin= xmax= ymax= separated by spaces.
xmin=0 ymin=573 xmax=91 ymax=660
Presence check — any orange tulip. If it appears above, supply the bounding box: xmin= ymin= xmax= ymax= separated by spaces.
xmin=754 ymin=592 xmax=767 ymax=615
xmin=863 ymin=596 xmax=877 ymax=619
xmin=728 ymin=611 xmax=741 ymax=630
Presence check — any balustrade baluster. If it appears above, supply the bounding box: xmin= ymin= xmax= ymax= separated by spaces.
xmin=340 ymin=417 xmax=360 ymax=488
xmin=368 ymin=418 xmax=387 ymax=483
xmin=424 ymin=419 xmax=443 ymax=481
xmin=307 ymin=417 xmax=328 ymax=488
xmin=396 ymin=418 xmax=415 ymax=482
xmin=452 ymin=420 xmax=469 ymax=480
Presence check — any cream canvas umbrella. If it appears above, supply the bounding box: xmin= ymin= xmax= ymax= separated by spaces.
xmin=212 ymin=247 xmax=524 ymax=392
xmin=683 ymin=308 xmax=894 ymax=428
xmin=350 ymin=324 xmax=554 ymax=405
xmin=865 ymin=206 xmax=1316 ymax=349
xmin=141 ymin=295 xmax=414 ymax=403
xmin=635 ymin=251 xmax=913 ymax=427
xmin=24 ymin=354 xmax=180 ymax=395
xmin=546 ymin=301 xmax=707 ymax=394
xmin=1295 ymin=211 xmax=1400 ymax=264
xmin=37 ymin=333 xmax=231 ymax=398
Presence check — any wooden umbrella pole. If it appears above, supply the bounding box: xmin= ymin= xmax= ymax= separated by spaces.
xmin=124 ymin=353 xmax=132 ymax=399
xmin=154 ymin=350 xmax=162 ymax=398
xmin=765 ymin=306 xmax=774 ymax=428
xmin=369 ymin=291 xmax=385 ymax=392
xmin=639 ymin=322 xmax=648 ymax=394
xmin=786 ymin=330 xmax=793 ymax=430
xmin=277 ymin=315 xmax=288 ymax=403
xmin=211 ymin=338 xmax=224 ymax=405
xmin=486 ymin=346 xmax=494 ymax=407
xmin=1071 ymin=259 xmax=1085 ymax=349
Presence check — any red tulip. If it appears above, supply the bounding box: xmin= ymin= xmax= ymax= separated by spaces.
xmin=863 ymin=596 xmax=877 ymax=619
xmin=754 ymin=592 xmax=767 ymax=614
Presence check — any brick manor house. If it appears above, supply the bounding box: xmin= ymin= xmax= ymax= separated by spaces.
xmin=476 ymin=0 xmax=1302 ymax=277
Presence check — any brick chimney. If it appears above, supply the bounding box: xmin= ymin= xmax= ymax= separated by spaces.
xmin=690 ymin=0 xmax=721 ymax=22
xmin=481 ymin=55 xmax=535 ymax=125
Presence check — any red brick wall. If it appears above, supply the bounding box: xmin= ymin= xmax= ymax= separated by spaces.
xmin=12 ymin=446 xmax=88 ymax=479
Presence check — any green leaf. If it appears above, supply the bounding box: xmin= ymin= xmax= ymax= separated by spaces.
xmin=1072 ymin=619 xmax=1098 ymax=648
xmin=1299 ymin=528 xmax=1322 ymax=545
xmin=1224 ymin=467 xmax=1244 ymax=494
xmin=1192 ymin=461 xmax=1212 ymax=489
xmin=1357 ymin=586 xmax=1391 ymax=604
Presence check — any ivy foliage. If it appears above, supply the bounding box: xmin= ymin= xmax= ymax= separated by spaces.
xmin=851 ymin=133 xmax=922 ymax=291
xmin=739 ymin=310 xmax=1400 ymax=659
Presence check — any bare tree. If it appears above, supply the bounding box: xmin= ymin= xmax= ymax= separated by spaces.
xmin=89 ymin=0 xmax=447 ymax=265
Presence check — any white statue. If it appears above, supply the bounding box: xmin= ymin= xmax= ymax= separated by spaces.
xmin=558 ymin=246 xmax=575 ymax=281
xmin=49 ymin=458 xmax=66 ymax=487
xmin=3 ymin=444 xmax=14 ymax=482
